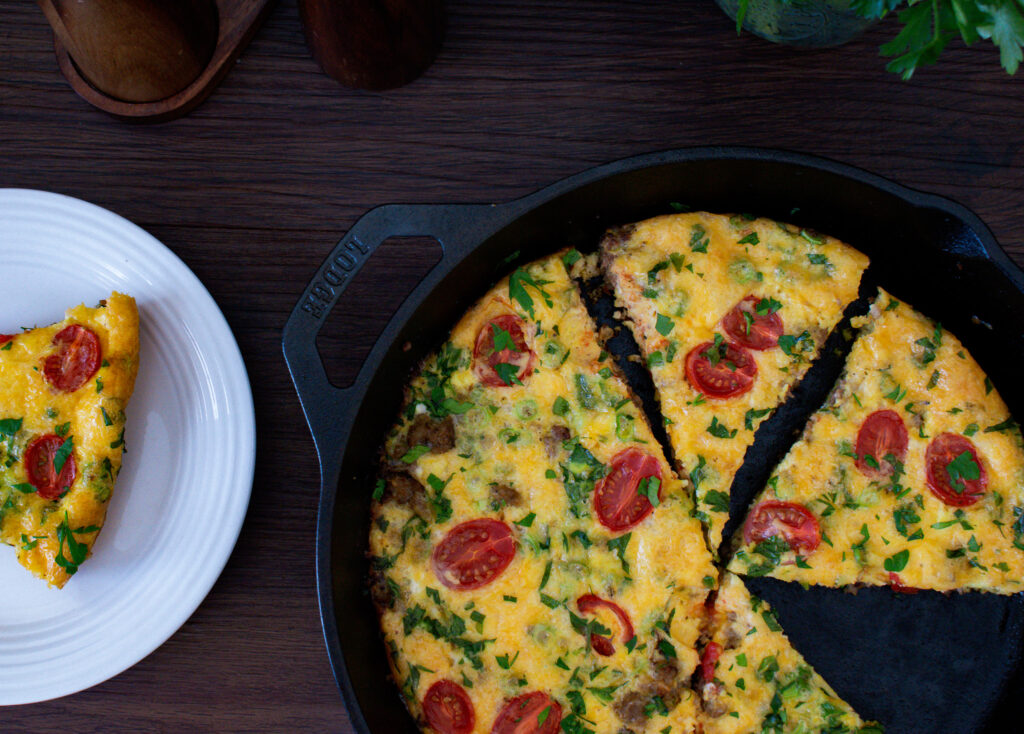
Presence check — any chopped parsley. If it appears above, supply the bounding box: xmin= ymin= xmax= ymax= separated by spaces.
xmin=560 ymin=440 xmax=607 ymax=518
xmin=946 ymin=451 xmax=981 ymax=494
xmin=703 ymin=490 xmax=730 ymax=514
xmin=777 ymin=330 xmax=812 ymax=359
xmin=638 ymin=476 xmax=661 ymax=507
xmin=707 ymin=416 xmax=737 ymax=439
xmin=884 ymin=549 xmax=910 ymax=572
xmin=608 ymin=533 xmax=632 ymax=574
xmin=690 ymin=224 xmax=710 ymax=253
xmin=744 ymin=407 xmax=772 ymax=431
xmin=400 ymin=444 xmax=430 ymax=464
xmin=508 ymin=267 xmax=553 ymax=319
xmin=54 ymin=511 xmax=89 ymax=576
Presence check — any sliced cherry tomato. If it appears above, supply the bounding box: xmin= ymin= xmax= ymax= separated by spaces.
xmin=25 ymin=434 xmax=77 ymax=501
xmin=0 ymin=334 xmax=14 ymax=344
xmin=888 ymin=572 xmax=918 ymax=595
xmin=432 ymin=519 xmax=516 ymax=590
xmin=743 ymin=500 xmax=821 ymax=553
xmin=472 ymin=314 xmax=535 ymax=387
xmin=925 ymin=433 xmax=988 ymax=507
xmin=855 ymin=410 xmax=909 ymax=478
xmin=722 ymin=295 xmax=784 ymax=351
xmin=43 ymin=324 xmax=101 ymax=393
xmin=684 ymin=339 xmax=757 ymax=399
xmin=576 ymin=594 xmax=635 ymax=656
xmin=593 ymin=447 xmax=662 ymax=532
xmin=700 ymin=641 xmax=723 ymax=682
xmin=423 ymin=680 xmax=475 ymax=734
xmin=491 ymin=691 xmax=562 ymax=734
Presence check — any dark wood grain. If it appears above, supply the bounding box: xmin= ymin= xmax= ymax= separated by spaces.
xmin=1 ymin=1 xmax=1022 ymax=731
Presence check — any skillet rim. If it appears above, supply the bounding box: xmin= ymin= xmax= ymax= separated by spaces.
xmin=284 ymin=145 xmax=1024 ymax=734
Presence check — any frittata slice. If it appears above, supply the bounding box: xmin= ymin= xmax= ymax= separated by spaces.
xmin=601 ymin=212 xmax=869 ymax=552
xmin=699 ymin=573 xmax=879 ymax=734
xmin=0 ymin=293 xmax=139 ymax=588
xmin=728 ymin=289 xmax=1024 ymax=593
xmin=370 ymin=252 xmax=717 ymax=733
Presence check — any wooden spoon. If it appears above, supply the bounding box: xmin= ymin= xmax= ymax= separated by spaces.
xmin=37 ymin=0 xmax=219 ymax=104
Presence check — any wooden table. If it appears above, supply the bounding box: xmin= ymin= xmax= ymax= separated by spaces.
xmin=2 ymin=1 xmax=1022 ymax=731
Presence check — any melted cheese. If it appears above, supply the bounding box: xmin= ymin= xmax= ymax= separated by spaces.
xmin=729 ymin=289 xmax=1024 ymax=593
xmin=601 ymin=213 xmax=868 ymax=551
xmin=0 ymin=293 xmax=139 ymax=587
xmin=371 ymin=254 xmax=715 ymax=733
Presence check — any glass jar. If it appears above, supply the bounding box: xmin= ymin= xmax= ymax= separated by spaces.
xmin=715 ymin=0 xmax=874 ymax=48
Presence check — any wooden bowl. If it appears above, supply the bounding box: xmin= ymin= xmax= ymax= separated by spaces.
xmin=47 ymin=0 xmax=276 ymax=123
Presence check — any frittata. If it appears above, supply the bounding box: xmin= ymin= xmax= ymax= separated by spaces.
xmin=728 ymin=289 xmax=1024 ymax=593
xmin=600 ymin=212 xmax=869 ymax=551
xmin=700 ymin=573 xmax=879 ymax=734
xmin=0 ymin=293 xmax=139 ymax=588
xmin=369 ymin=252 xmax=717 ymax=733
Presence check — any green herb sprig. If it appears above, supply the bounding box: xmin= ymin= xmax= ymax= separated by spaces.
xmin=736 ymin=0 xmax=1024 ymax=77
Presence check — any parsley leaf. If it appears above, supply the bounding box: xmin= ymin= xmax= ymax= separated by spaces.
xmin=493 ymin=361 xmax=523 ymax=386
xmin=946 ymin=450 xmax=981 ymax=494
xmin=707 ymin=416 xmax=737 ymax=439
xmin=608 ymin=533 xmax=632 ymax=574
xmin=489 ymin=322 xmax=520 ymax=354
xmin=690 ymin=224 xmax=710 ymax=253
xmin=53 ymin=436 xmax=74 ymax=474
xmin=744 ymin=407 xmax=772 ymax=430
xmin=54 ymin=511 xmax=89 ymax=576
xmin=508 ymin=267 xmax=553 ymax=318
xmin=703 ymin=489 xmax=730 ymax=513
xmin=884 ymin=549 xmax=910 ymax=572
xmin=638 ymin=476 xmax=661 ymax=507
xmin=400 ymin=444 xmax=430 ymax=464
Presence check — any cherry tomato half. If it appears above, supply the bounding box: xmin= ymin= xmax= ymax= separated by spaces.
xmin=925 ymin=432 xmax=988 ymax=507
xmin=684 ymin=340 xmax=757 ymax=399
xmin=423 ymin=680 xmax=475 ymax=734
xmin=576 ymin=594 xmax=635 ymax=656
xmin=0 ymin=334 xmax=13 ymax=344
xmin=855 ymin=410 xmax=909 ymax=479
xmin=888 ymin=572 xmax=918 ymax=595
xmin=722 ymin=296 xmax=784 ymax=351
xmin=43 ymin=324 xmax=101 ymax=393
xmin=491 ymin=691 xmax=562 ymax=734
xmin=432 ymin=519 xmax=516 ymax=591
xmin=700 ymin=641 xmax=723 ymax=682
xmin=473 ymin=314 xmax=535 ymax=387
xmin=743 ymin=500 xmax=821 ymax=553
xmin=593 ymin=447 xmax=662 ymax=532
xmin=25 ymin=433 xmax=77 ymax=501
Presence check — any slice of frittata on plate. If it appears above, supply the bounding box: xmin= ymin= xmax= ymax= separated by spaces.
xmin=369 ymin=252 xmax=717 ymax=733
xmin=601 ymin=212 xmax=869 ymax=552
xmin=728 ymin=289 xmax=1024 ymax=594
xmin=0 ymin=293 xmax=139 ymax=588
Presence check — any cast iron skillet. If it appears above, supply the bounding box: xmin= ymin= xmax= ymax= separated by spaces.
xmin=282 ymin=147 xmax=1024 ymax=734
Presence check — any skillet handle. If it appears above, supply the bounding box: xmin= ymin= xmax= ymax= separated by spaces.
xmin=281 ymin=202 xmax=495 ymax=482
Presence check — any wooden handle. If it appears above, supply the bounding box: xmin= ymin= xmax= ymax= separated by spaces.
xmin=37 ymin=0 xmax=218 ymax=103
xmin=299 ymin=0 xmax=445 ymax=91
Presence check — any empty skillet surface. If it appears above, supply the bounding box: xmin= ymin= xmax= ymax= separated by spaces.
xmin=283 ymin=148 xmax=1024 ymax=734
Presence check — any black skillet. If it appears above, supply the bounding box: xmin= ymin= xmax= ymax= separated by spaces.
xmin=282 ymin=147 xmax=1024 ymax=734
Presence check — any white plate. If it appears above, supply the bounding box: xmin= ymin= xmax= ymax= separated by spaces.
xmin=0 ymin=189 xmax=256 ymax=705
